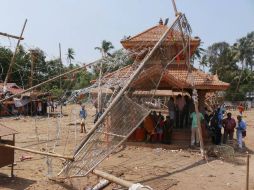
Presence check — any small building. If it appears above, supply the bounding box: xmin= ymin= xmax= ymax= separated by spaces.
xmin=0 ymin=83 xmax=49 ymax=116
xmin=94 ymin=19 xmax=230 ymax=144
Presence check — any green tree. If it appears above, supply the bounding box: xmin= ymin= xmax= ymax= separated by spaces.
xmin=67 ymin=48 xmax=75 ymax=66
xmin=95 ymin=40 xmax=114 ymax=57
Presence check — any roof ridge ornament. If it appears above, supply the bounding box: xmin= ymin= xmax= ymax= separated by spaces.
xmin=159 ymin=18 xmax=163 ymax=25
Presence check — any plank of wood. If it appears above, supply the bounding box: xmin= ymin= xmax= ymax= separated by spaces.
xmin=0 ymin=143 xmax=74 ymax=161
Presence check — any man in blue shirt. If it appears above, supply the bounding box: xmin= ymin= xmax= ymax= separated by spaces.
xmin=80 ymin=105 xmax=87 ymax=133
xmin=236 ymin=115 xmax=246 ymax=149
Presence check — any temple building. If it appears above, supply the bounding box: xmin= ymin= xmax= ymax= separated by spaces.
xmin=95 ymin=18 xmax=230 ymax=144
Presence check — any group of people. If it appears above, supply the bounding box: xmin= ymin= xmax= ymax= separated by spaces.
xmin=190 ymin=105 xmax=247 ymax=150
xmin=208 ymin=107 xmax=247 ymax=149
xmin=167 ymin=94 xmax=248 ymax=149
xmin=78 ymin=97 xmax=248 ymax=150
xmin=143 ymin=111 xmax=173 ymax=144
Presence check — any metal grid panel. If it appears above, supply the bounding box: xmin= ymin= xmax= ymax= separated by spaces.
xmin=62 ymin=96 xmax=149 ymax=177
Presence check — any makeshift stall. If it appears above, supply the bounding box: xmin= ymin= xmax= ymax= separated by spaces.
xmin=0 ymin=125 xmax=18 ymax=177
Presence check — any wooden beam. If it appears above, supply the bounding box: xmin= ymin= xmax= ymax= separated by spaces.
xmin=96 ymin=131 xmax=126 ymax=138
xmin=246 ymin=153 xmax=250 ymax=190
xmin=0 ymin=32 xmax=24 ymax=40
xmin=3 ymin=19 xmax=27 ymax=90
xmin=192 ymin=89 xmax=205 ymax=158
xmin=171 ymin=0 xmax=180 ymax=16
xmin=93 ymin=169 xmax=133 ymax=188
xmin=0 ymin=143 xmax=74 ymax=161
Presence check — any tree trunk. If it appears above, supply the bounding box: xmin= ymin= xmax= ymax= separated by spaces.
xmin=236 ymin=60 xmax=245 ymax=92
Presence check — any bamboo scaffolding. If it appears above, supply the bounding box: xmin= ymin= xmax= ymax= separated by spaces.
xmin=73 ymin=15 xmax=181 ymax=158
xmin=0 ymin=32 xmax=24 ymax=40
xmin=0 ymin=143 xmax=74 ymax=160
xmin=3 ymin=19 xmax=27 ymax=90
xmin=0 ymin=60 xmax=98 ymax=103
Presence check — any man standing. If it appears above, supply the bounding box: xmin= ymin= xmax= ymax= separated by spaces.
xmin=222 ymin=113 xmax=236 ymax=144
xmin=190 ymin=111 xmax=204 ymax=147
xmin=236 ymin=115 xmax=247 ymax=150
xmin=167 ymin=97 xmax=175 ymax=124
xmin=80 ymin=105 xmax=87 ymax=133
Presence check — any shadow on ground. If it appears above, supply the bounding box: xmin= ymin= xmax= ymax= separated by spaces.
xmin=139 ymin=159 xmax=206 ymax=184
xmin=0 ymin=173 xmax=36 ymax=190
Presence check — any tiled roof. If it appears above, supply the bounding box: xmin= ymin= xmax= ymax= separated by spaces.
xmin=0 ymin=83 xmax=24 ymax=95
xmin=101 ymin=64 xmax=229 ymax=91
xmin=121 ymin=21 xmax=200 ymax=50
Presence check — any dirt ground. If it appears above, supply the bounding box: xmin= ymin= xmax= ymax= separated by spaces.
xmin=0 ymin=104 xmax=253 ymax=190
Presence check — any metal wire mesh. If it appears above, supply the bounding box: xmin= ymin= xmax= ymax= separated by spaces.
xmin=60 ymin=14 xmax=193 ymax=178
xmin=62 ymin=96 xmax=149 ymax=177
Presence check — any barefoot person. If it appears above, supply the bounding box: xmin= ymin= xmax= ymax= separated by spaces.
xmin=80 ymin=105 xmax=87 ymax=133
xmin=236 ymin=115 xmax=247 ymax=149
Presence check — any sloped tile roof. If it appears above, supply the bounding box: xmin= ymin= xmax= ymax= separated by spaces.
xmin=121 ymin=21 xmax=200 ymax=50
xmin=101 ymin=64 xmax=229 ymax=91
xmin=0 ymin=83 xmax=24 ymax=95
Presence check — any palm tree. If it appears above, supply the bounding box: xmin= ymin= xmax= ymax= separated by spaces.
xmin=232 ymin=37 xmax=249 ymax=92
xmin=95 ymin=40 xmax=114 ymax=57
xmin=94 ymin=40 xmax=114 ymax=112
xmin=67 ymin=48 xmax=75 ymax=65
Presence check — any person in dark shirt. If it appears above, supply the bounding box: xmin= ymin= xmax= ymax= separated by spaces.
xmin=222 ymin=112 xmax=236 ymax=144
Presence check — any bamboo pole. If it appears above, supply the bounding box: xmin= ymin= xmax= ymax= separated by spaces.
xmin=192 ymin=89 xmax=205 ymax=158
xmin=93 ymin=169 xmax=133 ymax=188
xmin=3 ymin=19 xmax=27 ymax=91
xmin=246 ymin=153 xmax=250 ymax=190
xmin=59 ymin=43 xmax=63 ymax=115
xmin=0 ymin=32 xmax=24 ymax=40
xmin=171 ymin=0 xmax=179 ymax=16
xmin=0 ymin=143 xmax=74 ymax=161
xmin=73 ymin=15 xmax=181 ymax=157
xmin=0 ymin=60 xmax=98 ymax=103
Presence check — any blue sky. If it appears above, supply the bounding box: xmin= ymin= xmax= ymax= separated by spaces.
xmin=0 ymin=0 xmax=253 ymax=65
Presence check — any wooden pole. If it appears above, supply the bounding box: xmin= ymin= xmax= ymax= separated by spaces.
xmin=59 ymin=43 xmax=63 ymax=115
xmin=0 ymin=143 xmax=74 ymax=161
xmin=11 ymin=134 xmax=15 ymax=177
xmin=73 ymin=15 xmax=182 ymax=157
xmin=0 ymin=32 xmax=24 ymax=40
xmin=192 ymin=89 xmax=205 ymax=158
xmin=0 ymin=60 xmax=98 ymax=103
xmin=93 ymin=169 xmax=133 ymax=188
xmin=171 ymin=0 xmax=179 ymax=16
xmin=3 ymin=19 xmax=27 ymax=91
xmin=246 ymin=153 xmax=250 ymax=190
xmin=29 ymin=49 xmax=39 ymax=88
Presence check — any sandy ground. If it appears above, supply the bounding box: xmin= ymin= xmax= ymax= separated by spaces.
xmin=0 ymin=104 xmax=253 ymax=190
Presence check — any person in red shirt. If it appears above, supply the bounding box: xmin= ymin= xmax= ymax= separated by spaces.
xmin=222 ymin=112 xmax=236 ymax=144
xmin=238 ymin=103 xmax=244 ymax=115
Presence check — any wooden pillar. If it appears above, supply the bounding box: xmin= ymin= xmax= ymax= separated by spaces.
xmin=11 ymin=134 xmax=15 ymax=177
xmin=246 ymin=153 xmax=250 ymax=190
xmin=197 ymin=90 xmax=207 ymax=111
xmin=192 ymin=89 xmax=205 ymax=158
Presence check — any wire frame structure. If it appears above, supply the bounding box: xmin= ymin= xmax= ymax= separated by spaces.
xmin=62 ymin=96 xmax=149 ymax=177
xmin=59 ymin=13 xmax=193 ymax=178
